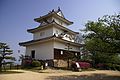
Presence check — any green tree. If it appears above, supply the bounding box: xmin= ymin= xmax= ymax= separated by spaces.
xmin=0 ymin=42 xmax=15 ymax=71
xmin=83 ymin=13 xmax=120 ymax=65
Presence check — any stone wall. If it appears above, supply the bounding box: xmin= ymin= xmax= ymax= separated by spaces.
xmin=54 ymin=59 xmax=72 ymax=68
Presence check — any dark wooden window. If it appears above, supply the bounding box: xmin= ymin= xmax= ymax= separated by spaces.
xmin=54 ymin=48 xmax=79 ymax=59
xmin=54 ymin=49 xmax=60 ymax=59
xmin=31 ymin=50 xmax=35 ymax=58
xmin=54 ymin=49 xmax=68 ymax=59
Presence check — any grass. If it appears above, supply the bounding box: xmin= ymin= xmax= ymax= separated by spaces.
xmin=0 ymin=70 xmax=24 ymax=74
xmin=82 ymin=68 xmax=96 ymax=71
xmin=22 ymin=67 xmax=42 ymax=73
xmin=46 ymin=73 xmax=120 ymax=80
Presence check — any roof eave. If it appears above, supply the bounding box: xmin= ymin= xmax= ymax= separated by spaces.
xmin=27 ymin=29 xmax=33 ymax=33
xmin=27 ymin=22 xmax=79 ymax=34
xmin=34 ymin=12 xmax=73 ymax=25
xmin=34 ymin=14 xmax=52 ymax=23
xmin=19 ymin=35 xmax=55 ymax=46
xmin=27 ymin=23 xmax=53 ymax=33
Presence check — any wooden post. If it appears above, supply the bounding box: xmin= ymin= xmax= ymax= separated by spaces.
xmin=65 ymin=43 xmax=72 ymax=69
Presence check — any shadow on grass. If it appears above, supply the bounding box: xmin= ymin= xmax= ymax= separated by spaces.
xmin=38 ymin=71 xmax=52 ymax=73
xmin=46 ymin=73 xmax=120 ymax=80
xmin=0 ymin=70 xmax=24 ymax=74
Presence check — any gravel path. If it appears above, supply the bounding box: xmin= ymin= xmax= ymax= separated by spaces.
xmin=0 ymin=69 xmax=120 ymax=80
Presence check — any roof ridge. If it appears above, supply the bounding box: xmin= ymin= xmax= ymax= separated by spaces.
xmin=34 ymin=9 xmax=72 ymax=24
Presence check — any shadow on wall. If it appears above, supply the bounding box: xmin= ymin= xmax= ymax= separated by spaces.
xmin=46 ymin=73 xmax=120 ymax=80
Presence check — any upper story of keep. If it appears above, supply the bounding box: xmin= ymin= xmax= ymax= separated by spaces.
xmin=27 ymin=8 xmax=79 ymax=42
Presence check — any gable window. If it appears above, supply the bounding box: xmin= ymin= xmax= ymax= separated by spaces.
xmin=31 ymin=50 xmax=35 ymax=58
xmin=40 ymin=32 xmax=45 ymax=37
xmin=56 ymin=30 xmax=58 ymax=34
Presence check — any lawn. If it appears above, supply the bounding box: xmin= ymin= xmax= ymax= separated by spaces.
xmin=0 ymin=70 xmax=24 ymax=74
xmin=0 ymin=69 xmax=120 ymax=80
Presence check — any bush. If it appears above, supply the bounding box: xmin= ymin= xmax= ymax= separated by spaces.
xmin=115 ymin=65 xmax=120 ymax=71
xmin=97 ymin=63 xmax=105 ymax=69
xmin=105 ymin=63 xmax=112 ymax=70
xmin=32 ymin=61 xmax=41 ymax=67
xmin=71 ymin=61 xmax=91 ymax=71
xmin=23 ymin=59 xmax=32 ymax=68
xmin=97 ymin=63 xmax=120 ymax=71
xmin=112 ymin=64 xmax=117 ymax=70
xmin=105 ymin=63 xmax=117 ymax=70
xmin=78 ymin=62 xmax=91 ymax=69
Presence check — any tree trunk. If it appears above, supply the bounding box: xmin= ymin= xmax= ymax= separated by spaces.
xmin=0 ymin=59 xmax=2 ymax=72
xmin=3 ymin=64 xmax=6 ymax=71
xmin=10 ymin=64 xmax=11 ymax=70
xmin=0 ymin=64 xmax=2 ymax=72
xmin=67 ymin=59 xmax=70 ymax=69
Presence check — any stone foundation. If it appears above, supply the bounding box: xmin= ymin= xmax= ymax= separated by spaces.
xmin=22 ymin=59 xmax=73 ymax=68
xmin=54 ymin=59 xmax=72 ymax=68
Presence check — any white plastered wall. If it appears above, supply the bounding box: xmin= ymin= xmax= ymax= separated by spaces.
xmin=52 ymin=17 xmax=68 ymax=27
xmin=33 ymin=27 xmax=53 ymax=40
xmin=53 ymin=27 xmax=75 ymax=42
xmin=54 ymin=41 xmax=80 ymax=52
xmin=53 ymin=27 xmax=63 ymax=35
xmin=25 ymin=41 xmax=54 ymax=60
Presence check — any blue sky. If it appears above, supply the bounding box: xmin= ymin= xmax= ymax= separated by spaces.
xmin=0 ymin=0 xmax=120 ymax=63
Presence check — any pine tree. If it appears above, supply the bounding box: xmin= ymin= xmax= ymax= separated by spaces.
xmin=0 ymin=42 xmax=15 ymax=72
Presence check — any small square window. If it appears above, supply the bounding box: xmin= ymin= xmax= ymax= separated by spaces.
xmin=56 ymin=30 xmax=58 ymax=34
xmin=40 ymin=32 xmax=45 ymax=36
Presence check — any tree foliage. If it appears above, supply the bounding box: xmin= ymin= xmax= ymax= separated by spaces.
xmin=83 ymin=13 xmax=120 ymax=64
xmin=0 ymin=42 xmax=15 ymax=71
